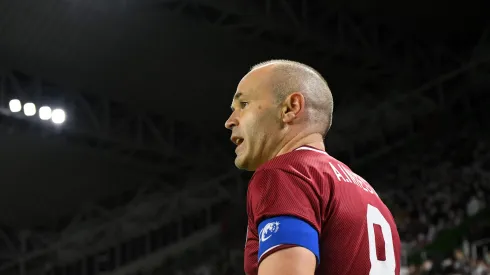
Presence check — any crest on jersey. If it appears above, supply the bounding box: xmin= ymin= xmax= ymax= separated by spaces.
xmin=259 ymin=221 xmax=280 ymax=242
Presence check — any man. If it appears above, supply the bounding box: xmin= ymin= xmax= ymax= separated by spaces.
xmin=224 ymin=60 xmax=401 ymax=275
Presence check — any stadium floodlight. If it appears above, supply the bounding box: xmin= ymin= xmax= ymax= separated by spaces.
xmin=9 ymin=99 xmax=22 ymax=113
xmin=51 ymin=109 xmax=66 ymax=124
xmin=23 ymin=102 xmax=36 ymax=116
xmin=39 ymin=106 xmax=52 ymax=120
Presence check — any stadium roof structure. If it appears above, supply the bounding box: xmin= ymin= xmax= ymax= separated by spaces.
xmin=0 ymin=0 xmax=489 ymax=272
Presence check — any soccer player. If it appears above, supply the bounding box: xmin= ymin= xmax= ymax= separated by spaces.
xmin=224 ymin=60 xmax=401 ymax=275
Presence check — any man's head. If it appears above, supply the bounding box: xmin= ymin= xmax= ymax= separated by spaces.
xmin=224 ymin=59 xmax=333 ymax=171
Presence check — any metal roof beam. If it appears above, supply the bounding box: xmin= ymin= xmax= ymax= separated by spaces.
xmin=156 ymin=0 xmax=466 ymax=82
xmin=0 ymin=71 xmax=233 ymax=186
xmin=152 ymin=0 xmax=476 ymax=120
xmin=155 ymin=0 xmax=398 ymax=73
xmin=336 ymin=54 xmax=490 ymax=166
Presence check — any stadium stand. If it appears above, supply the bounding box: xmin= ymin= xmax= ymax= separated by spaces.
xmin=379 ymin=129 xmax=490 ymax=274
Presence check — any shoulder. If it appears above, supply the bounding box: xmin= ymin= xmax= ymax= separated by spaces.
xmin=246 ymin=148 xmax=330 ymax=220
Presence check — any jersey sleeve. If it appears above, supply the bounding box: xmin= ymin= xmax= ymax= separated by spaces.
xmin=247 ymin=168 xmax=324 ymax=264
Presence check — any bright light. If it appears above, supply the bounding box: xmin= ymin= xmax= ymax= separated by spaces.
xmin=9 ymin=99 xmax=22 ymax=112
xmin=51 ymin=109 xmax=66 ymax=124
xmin=39 ymin=106 xmax=52 ymax=120
xmin=23 ymin=102 xmax=36 ymax=116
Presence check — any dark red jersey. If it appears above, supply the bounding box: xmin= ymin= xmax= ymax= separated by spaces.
xmin=244 ymin=146 xmax=401 ymax=275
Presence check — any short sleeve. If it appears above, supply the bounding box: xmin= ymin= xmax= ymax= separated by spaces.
xmin=248 ymin=168 xmax=322 ymax=237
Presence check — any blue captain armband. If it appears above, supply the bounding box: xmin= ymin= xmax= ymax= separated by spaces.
xmin=257 ymin=216 xmax=320 ymax=263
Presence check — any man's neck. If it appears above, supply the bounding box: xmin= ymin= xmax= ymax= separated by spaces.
xmin=275 ymin=132 xmax=325 ymax=157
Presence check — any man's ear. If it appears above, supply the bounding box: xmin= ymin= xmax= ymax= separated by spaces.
xmin=282 ymin=92 xmax=304 ymax=123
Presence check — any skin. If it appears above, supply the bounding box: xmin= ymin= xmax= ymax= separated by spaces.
xmin=224 ymin=64 xmax=322 ymax=275
xmin=258 ymin=247 xmax=316 ymax=275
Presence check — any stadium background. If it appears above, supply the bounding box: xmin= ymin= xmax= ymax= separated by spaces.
xmin=0 ymin=0 xmax=489 ymax=274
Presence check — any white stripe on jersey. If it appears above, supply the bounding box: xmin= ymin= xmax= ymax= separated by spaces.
xmin=295 ymin=146 xmax=328 ymax=155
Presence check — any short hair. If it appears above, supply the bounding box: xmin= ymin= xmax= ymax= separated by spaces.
xmin=251 ymin=59 xmax=334 ymax=137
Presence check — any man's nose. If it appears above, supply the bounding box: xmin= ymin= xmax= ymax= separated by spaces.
xmin=225 ymin=118 xmax=237 ymax=129
xmin=225 ymin=114 xmax=238 ymax=129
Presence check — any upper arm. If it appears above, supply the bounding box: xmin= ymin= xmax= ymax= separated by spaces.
xmin=248 ymin=168 xmax=326 ymax=274
xmin=258 ymin=246 xmax=316 ymax=275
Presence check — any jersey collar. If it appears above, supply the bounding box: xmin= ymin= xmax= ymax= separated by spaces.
xmin=294 ymin=145 xmax=329 ymax=155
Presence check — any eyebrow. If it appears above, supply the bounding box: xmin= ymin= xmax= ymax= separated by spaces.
xmin=230 ymin=92 xmax=243 ymax=111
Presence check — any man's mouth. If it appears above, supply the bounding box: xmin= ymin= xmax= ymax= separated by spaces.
xmin=236 ymin=138 xmax=244 ymax=146
xmin=231 ymin=136 xmax=244 ymax=146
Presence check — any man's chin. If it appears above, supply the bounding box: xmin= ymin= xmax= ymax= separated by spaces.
xmin=234 ymin=156 xmax=247 ymax=169
xmin=234 ymin=155 xmax=256 ymax=171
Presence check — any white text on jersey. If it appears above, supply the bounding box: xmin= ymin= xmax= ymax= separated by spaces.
xmin=328 ymin=162 xmax=378 ymax=196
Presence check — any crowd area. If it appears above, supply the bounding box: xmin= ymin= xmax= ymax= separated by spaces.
xmin=147 ymin=111 xmax=490 ymax=274
xmin=374 ymin=127 xmax=490 ymax=274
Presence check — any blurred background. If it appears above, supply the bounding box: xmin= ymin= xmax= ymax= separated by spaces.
xmin=0 ymin=0 xmax=489 ymax=274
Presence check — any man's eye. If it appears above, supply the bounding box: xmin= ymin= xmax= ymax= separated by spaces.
xmin=240 ymin=102 xmax=248 ymax=108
